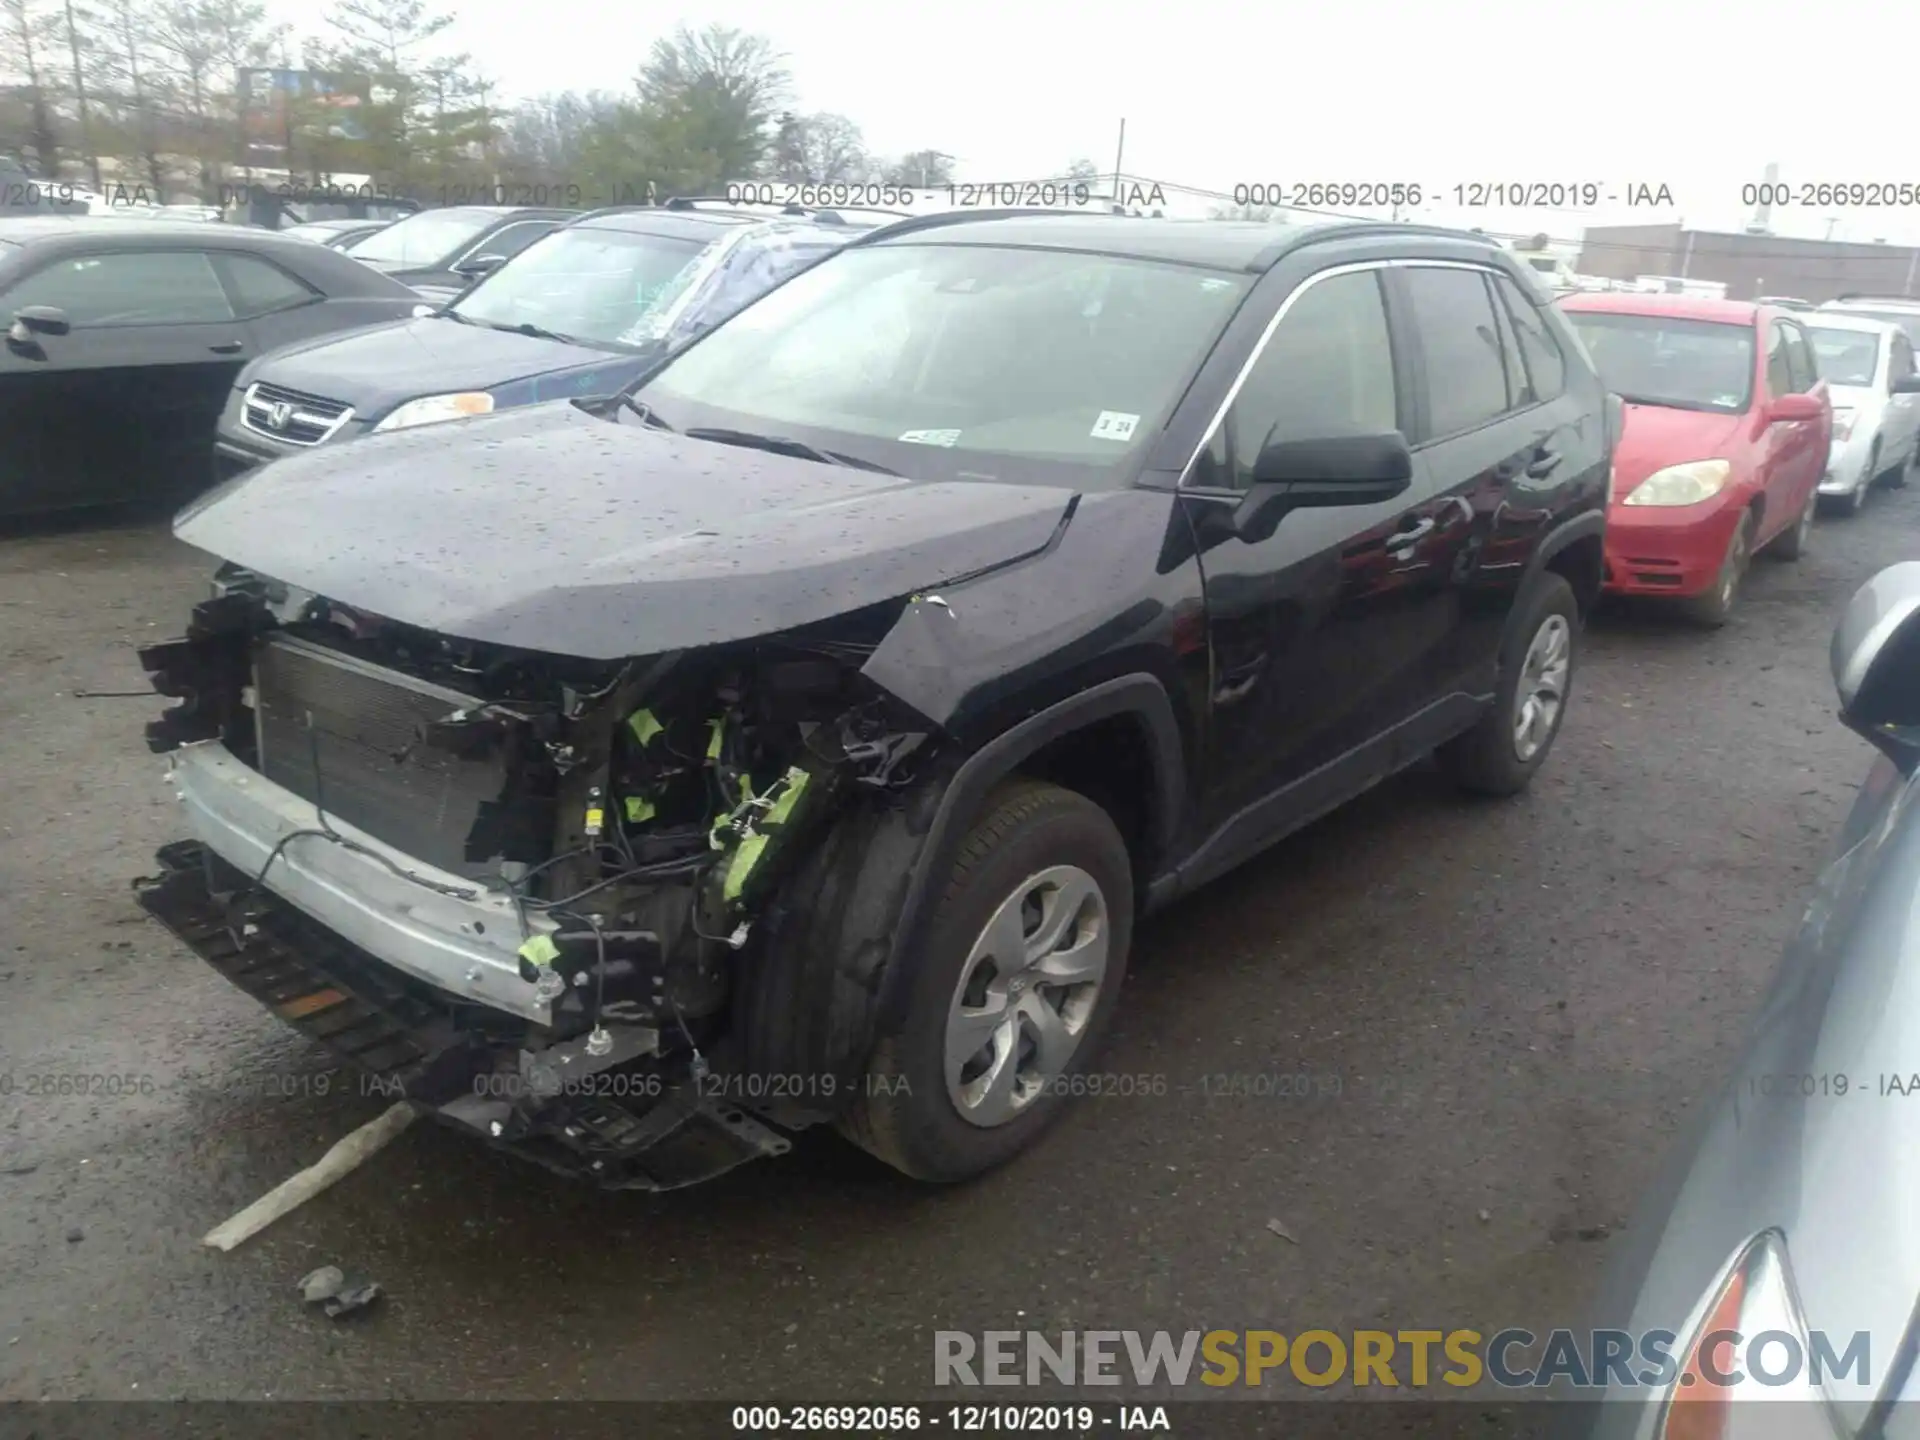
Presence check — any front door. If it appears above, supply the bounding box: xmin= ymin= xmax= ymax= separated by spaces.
xmin=1761 ymin=317 xmax=1826 ymax=536
xmin=0 ymin=247 xmax=249 ymax=513
xmin=1181 ymin=262 xmax=1452 ymax=830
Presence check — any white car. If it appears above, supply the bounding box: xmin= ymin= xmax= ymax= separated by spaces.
xmin=1805 ymin=312 xmax=1920 ymax=512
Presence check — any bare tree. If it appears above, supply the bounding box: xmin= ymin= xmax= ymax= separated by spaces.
xmin=94 ymin=0 xmax=169 ymax=194
xmin=879 ymin=148 xmax=954 ymax=187
xmin=766 ymin=110 xmax=869 ymax=184
xmin=58 ymin=0 xmax=98 ymax=187
xmin=1 ymin=0 xmax=64 ymax=176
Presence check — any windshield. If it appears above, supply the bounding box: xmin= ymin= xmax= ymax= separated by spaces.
xmin=1526 ymin=256 xmax=1558 ymax=272
xmin=1564 ymin=311 xmax=1756 ymax=413
xmin=634 ymin=242 xmax=1252 ymax=487
xmin=346 ymin=210 xmax=493 ymax=265
xmin=450 ymin=225 xmax=709 ymax=349
xmin=1823 ymin=308 xmax=1920 ymax=351
xmin=1807 ymin=327 xmax=1883 ymax=388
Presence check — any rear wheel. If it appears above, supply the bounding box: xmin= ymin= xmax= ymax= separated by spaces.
xmin=839 ymin=780 xmax=1134 ymax=1183
xmin=1437 ymin=573 xmax=1578 ymax=797
xmin=1682 ymin=511 xmax=1754 ymax=627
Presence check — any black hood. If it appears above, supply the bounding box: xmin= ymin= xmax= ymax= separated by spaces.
xmin=246 ymin=314 xmax=641 ymax=419
xmin=175 ymin=400 xmax=1077 ymax=660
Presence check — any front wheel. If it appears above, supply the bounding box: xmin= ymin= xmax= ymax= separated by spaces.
xmin=1681 ymin=511 xmax=1754 ymax=628
xmin=1437 ymin=572 xmax=1578 ymax=797
xmin=839 ymin=779 xmax=1134 ymax=1183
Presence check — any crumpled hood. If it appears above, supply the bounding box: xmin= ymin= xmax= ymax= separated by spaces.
xmin=1612 ymin=403 xmax=1750 ymax=497
xmin=174 ymin=399 xmax=1076 ymax=660
xmin=245 ymin=315 xmax=639 ymax=421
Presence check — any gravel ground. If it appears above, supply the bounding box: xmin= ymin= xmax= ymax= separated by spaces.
xmin=0 ymin=487 xmax=1911 ymax=1415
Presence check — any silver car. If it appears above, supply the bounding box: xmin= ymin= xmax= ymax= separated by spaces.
xmin=1807 ymin=314 xmax=1920 ymax=513
xmin=1577 ymin=561 xmax=1920 ymax=1437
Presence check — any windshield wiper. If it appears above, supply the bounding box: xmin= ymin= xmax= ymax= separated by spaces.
xmin=472 ymin=318 xmax=576 ymax=344
xmin=684 ymin=426 xmax=898 ymax=475
xmin=618 ymin=395 xmax=673 ymax=430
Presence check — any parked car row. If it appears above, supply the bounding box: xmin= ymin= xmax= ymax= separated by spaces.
xmin=1553 ymin=290 xmax=1920 ymax=625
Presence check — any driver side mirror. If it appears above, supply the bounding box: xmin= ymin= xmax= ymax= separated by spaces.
xmin=1768 ymin=392 xmax=1825 ymax=423
xmin=1892 ymin=374 xmax=1920 ymax=396
xmin=9 ymin=304 xmax=69 ymax=343
xmin=452 ymin=253 xmax=506 ymax=280
xmin=1833 ymin=562 xmax=1920 ymax=769
xmin=1231 ymin=431 xmax=1414 ymax=543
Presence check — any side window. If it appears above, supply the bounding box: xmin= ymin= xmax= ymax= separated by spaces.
xmin=3 ymin=250 xmax=234 ymax=326
xmin=1892 ymin=334 xmax=1916 ymax=383
xmin=1493 ymin=275 xmax=1566 ymax=402
xmin=472 ymin=222 xmax=555 ymax=263
xmin=1765 ymin=321 xmax=1794 ymax=398
xmin=1198 ymin=268 xmax=1398 ymax=490
xmin=1486 ymin=273 xmax=1531 ymax=408
xmin=1403 ymin=266 xmax=1511 ymax=438
xmin=218 ymin=253 xmax=318 ymax=317
xmin=1783 ymin=323 xmax=1817 ymax=392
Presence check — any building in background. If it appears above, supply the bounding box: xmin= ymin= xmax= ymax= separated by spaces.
xmin=1576 ymin=223 xmax=1920 ymax=304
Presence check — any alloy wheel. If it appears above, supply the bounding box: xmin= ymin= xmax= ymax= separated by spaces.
xmin=1512 ymin=613 xmax=1572 ymax=763
xmin=945 ymin=864 xmax=1111 ymax=1128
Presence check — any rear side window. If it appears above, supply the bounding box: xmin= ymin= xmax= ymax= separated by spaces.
xmin=3 ymin=249 xmax=234 ymax=325
xmin=1403 ymin=266 xmax=1510 ymax=438
xmin=218 ymin=253 xmax=318 ymax=317
xmin=1764 ymin=322 xmax=1795 ymax=397
xmin=1494 ymin=275 xmax=1566 ymax=402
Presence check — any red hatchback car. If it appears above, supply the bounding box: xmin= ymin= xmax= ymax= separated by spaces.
xmin=1558 ymin=294 xmax=1831 ymax=625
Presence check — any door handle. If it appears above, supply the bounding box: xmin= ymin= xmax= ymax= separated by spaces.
xmin=209 ymin=340 xmax=244 ymax=354
xmin=1386 ymin=516 xmax=1436 ymax=555
xmin=1525 ymin=450 xmax=1563 ymax=479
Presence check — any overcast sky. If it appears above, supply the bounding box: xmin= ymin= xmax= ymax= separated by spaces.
xmin=286 ymin=0 xmax=1920 ymax=248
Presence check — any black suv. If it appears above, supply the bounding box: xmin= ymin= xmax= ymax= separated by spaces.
xmin=136 ymin=211 xmax=1612 ymax=1190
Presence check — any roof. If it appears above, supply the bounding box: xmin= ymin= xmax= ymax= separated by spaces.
xmin=1824 ymin=296 xmax=1920 ymax=312
xmin=1557 ymin=291 xmax=1762 ymax=325
xmin=0 ymin=216 xmax=346 ymax=251
xmin=568 ymin=207 xmax=759 ymax=240
xmin=1801 ymin=311 xmax=1904 ymax=335
xmin=856 ymin=211 xmax=1503 ymax=273
xmin=392 ymin=205 xmax=568 ymax=221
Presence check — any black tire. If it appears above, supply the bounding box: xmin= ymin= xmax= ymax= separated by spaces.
xmin=1681 ymin=511 xmax=1755 ymax=628
xmin=838 ymin=779 xmax=1134 ymax=1183
xmin=1840 ymin=448 xmax=1875 ymax=515
xmin=1767 ymin=487 xmax=1814 ymax=561
xmin=1436 ymin=573 xmax=1578 ymax=797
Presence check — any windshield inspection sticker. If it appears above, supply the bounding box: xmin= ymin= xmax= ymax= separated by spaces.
xmin=899 ymin=429 xmax=962 ymax=447
xmin=1090 ymin=411 xmax=1140 ymax=442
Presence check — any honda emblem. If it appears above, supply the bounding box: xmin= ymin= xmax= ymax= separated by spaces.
xmin=266 ymin=401 xmax=294 ymax=431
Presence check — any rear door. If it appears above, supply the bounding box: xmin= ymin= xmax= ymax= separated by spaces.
xmin=1391 ymin=263 xmax=1592 ymax=699
xmin=0 ymin=246 xmax=247 ymax=512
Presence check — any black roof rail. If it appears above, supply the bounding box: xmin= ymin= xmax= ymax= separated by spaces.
xmin=846 ymin=206 xmax=1130 ymax=246
xmin=663 ymin=195 xmax=911 ymax=226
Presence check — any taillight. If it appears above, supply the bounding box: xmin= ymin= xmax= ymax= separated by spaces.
xmin=1654 ymin=1231 xmax=1837 ymax=1440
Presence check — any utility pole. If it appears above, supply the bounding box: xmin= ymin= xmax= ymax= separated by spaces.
xmin=1111 ymin=118 xmax=1125 ymax=207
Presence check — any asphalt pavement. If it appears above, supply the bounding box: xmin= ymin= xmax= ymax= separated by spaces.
xmin=0 ymin=488 xmax=1911 ymax=1408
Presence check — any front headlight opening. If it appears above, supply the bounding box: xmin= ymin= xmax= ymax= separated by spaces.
xmin=372 ymin=392 xmax=495 ymax=433
xmin=1623 ymin=459 xmax=1734 ymax=507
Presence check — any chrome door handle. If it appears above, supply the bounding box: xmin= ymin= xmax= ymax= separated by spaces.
xmin=1386 ymin=517 xmax=1435 ymax=556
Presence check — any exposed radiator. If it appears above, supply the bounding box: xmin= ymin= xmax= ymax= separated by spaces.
xmin=252 ymin=634 xmax=505 ymax=876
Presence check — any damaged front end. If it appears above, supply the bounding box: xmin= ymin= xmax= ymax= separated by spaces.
xmin=135 ymin=570 xmax=936 ymax=1189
